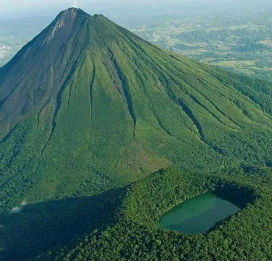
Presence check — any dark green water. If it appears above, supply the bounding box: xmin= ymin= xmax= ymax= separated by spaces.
xmin=159 ymin=192 xmax=240 ymax=234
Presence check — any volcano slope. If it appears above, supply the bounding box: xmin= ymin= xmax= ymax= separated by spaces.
xmin=1 ymin=8 xmax=272 ymax=209
xmin=1 ymin=8 xmax=272 ymax=259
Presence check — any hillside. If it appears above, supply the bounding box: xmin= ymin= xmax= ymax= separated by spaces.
xmin=40 ymin=168 xmax=272 ymax=261
xmin=2 ymin=168 xmax=271 ymax=260
xmin=1 ymin=8 xmax=272 ymax=260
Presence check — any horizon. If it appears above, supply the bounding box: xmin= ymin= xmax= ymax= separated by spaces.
xmin=1 ymin=0 xmax=272 ymax=74
xmin=1 ymin=0 xmax=271 ymax=19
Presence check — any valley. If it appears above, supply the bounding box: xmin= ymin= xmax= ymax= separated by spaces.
xmin=131 ymin=2 xmax=272 ymax=80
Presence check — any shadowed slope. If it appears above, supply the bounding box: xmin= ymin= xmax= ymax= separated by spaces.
xmin=0 ymin=188 xmax=125 ymax=260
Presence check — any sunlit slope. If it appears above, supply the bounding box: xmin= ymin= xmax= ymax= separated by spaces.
xmin=1 ymin=8 xmax=272 ymax=209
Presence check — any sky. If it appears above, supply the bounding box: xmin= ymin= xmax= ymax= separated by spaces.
xmin=0 ymin=0 xmax=271 ymax=28
xmin=0 ymin=0 xmax=265 ymax=18
xmin=0 ymin=0 xmax=271 ymax=66
xmin=0 ymin=0 xmax=163 ymax=17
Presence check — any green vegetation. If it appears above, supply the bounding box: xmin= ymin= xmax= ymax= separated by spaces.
xmin=40 ymin=168 xmax=272 ymax=261
xmin=0 ymin=188 xmax=125 ymax=260
xmin=1 ymin=8 xmax=272 ymax=211
xmin=1 ymin=8 xmax=272 ymax=260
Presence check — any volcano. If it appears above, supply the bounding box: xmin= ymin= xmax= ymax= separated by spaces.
xmin=1 ymin=8 xmax=272 ymax=210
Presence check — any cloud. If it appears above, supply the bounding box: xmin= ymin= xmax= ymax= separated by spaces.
xmin=72 ymin=0 xmax=79 ymax=8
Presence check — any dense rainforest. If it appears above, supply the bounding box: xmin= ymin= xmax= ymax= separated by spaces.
xmin=40 ymin=168 xmax=272 ymax=261
xmin=0 ymin=7 xmax=272 ymax=261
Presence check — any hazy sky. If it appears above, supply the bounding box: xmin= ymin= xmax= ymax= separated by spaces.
xmin=0 ymin=0 xmax=164 ymax=16
xmin=0 ymin=0 xmax=271 ymax=27
xmin=0 ymin=0 xmax=266 ymax=17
